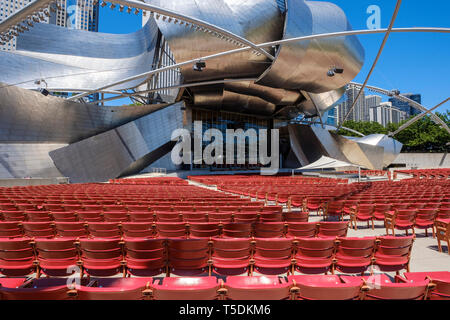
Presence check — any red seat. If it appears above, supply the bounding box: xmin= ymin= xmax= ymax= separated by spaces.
xmin=259 ymin=212 xmax=283 ymax=222
xmin=253 ymin=238 xmax=293 ymax=275
xmin=402 ymin=272 xmax=450 ymax=300
xmin=79 ymin=239 xmax=123 ymax=277
xmin=87 ymin=222 xmax=121 ymax=239
xmin=350 ymin=204 xmax=374 ymax=230
xmin=373 ymin=204 xmax=391 ymax=221
xmin=211 ymin=237 xmax=251 ymax=276
xmin=233 ymin=212 xmax=259 ymax=223
xmin=385 ymin=209 xmax=416 ymax=236
xmin=341 ymin=276 xmax=432 ymax=300
xmin=151 ymin=277 xmax=220 ymax=300
xmin=0 ymin=222 xmax=23 ymax=238
xmin=155 ymin=213 xmax=183 ymax=223
xmin=26 ymin=211 xmax=53 ymax=222
xmin=286 ymin=222 xmax=317 ymax=238
xmin=317 ymin=222 xmax=348 ymax=238
xmin=22 ymin=222 xmax=55 ymax=239
xmin=374 ymin=236 xmax=414 ymax=273
xmin=52 ymin=212 xmax=78 ymax=222
xmin=0 ymin=277 xmax=26 ymax=288
xmin=167 ymin=239 xmax=210 ymax=276
xmin=124 ymin=239 xmax=166 ymax=276
xmin=103 ymin=205 xmax=126 ymax=212
xmin=103 ymin=211 xmax=129 ymax=222
xmin=222 ymin=223 xmax=252 ymax=238
xmin=1 ymin=211 xmax=26 ymax=222
xmin=122 ymin=222 xmax=154 ymax=239
xmin=0 ymin=278 xmax=76 ymax=300
xmin=334 ymin=237 xmax=376 ymax=274
xmin=189 ymin=222 xmax=221 ymax=238
xmin=224 ymin=276 xmax=291 ymax=300
xmin=129 ymin=212 xmax=154 ymax=223
xmin=288 ymin=275 xmax=362 ymax=300
xmin=77 ymin=211 xmax=103 ymax=222
xmin=437 ymin=208 xmax=450 ymax=220
xmin=44 ymin=204 xmax=65 ymax=212
xmin=155 ymin=222 xmax=187 ymax=238
xmin=55 ymin=222 xmax=88 ymax=239
xmin=254 ymin=222 xmax=285 ymax=238
xmin=415 ymin=209 xmax=436 ymax=237
xmin=0 ymin=239 xmax=35 ymax=276
xmin=208 ymin=212 xmax=233 ymax=223
xmin=35 ymin=239 xmax=78 ymax=277
xmin=295 ymin=238 xmax=336 ymax=274
xmin=323 ymin=201 xmax=345 ymax=220
xmin=181 ymin=212 xmax=208 ymax=223
xmin=284 ymin=211 xmax=309 ymax=223
xmin=304 ymin=197 xmax=323 ymax=211
xmin=77 ymin=278 xmax=153 ymax=300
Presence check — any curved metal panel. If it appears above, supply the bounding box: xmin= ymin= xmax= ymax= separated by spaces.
xmin=49 ymin=102 xmax=184 ymax=183
xmin=258 ymin=0 xmax=365 ymax=93
xmin=0 ymin=82 xmax=169 ymax=143
xmin=147 ymin=0 xmax=283 ymax=83
xmin=0 ymin=19 xmax=159 ymax=91
xmin=299 ymin=86 xmax=346 ymax=116
xmin=354 ymin=134 xmax=403 ymax=167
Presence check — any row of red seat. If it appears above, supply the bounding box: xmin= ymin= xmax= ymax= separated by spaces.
xmin=0 ymin=236 xmax=414 ymax=278
xmin=2 ymin=272 xmax=447 ymax=300
xmin=0 ymin=208 xmax=288 ymax=223
xmin=0 ymin=221 xmax=349 ymax=239
xmin=109 ymin=177 xmax=189 ymax=185
xmin=188 ymin=175 xmax=349 ymax=186
xmin=394 ymin=169 xmax=450 ymax=180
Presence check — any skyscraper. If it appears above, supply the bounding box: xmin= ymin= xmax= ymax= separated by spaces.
xmin=365 ymin=95 xmax=382 ymax=110
xmin=0 ymin=0 xmax=99 ymax=51
xmin=369 ymin=102 xmax=407 ymax=127
xmin=0 ymin=0 xmax=49 ymax=51
xmin=335 ymin=86 xmax=368 ymax=125
xmin=389 ymin=93 xmax=422 ymax=117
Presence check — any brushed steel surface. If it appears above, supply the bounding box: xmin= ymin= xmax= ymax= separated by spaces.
xmin=354 ymin=134 xmax=403 ymax=168
xmin=0 ymin=82 xmax=169 ymax=143
xmin=49 ymin=102 xmax=184 ymax=183
xmin=258 ymin=0 xmax=364 ymax=93
xmin=0 ymin=19 xmax=160 ymax=91
xmin=147 ymin=0 xmax=282 ymax=83
xmin=0 ymin=143 xmax=66 ymax=178
xmin=331 ymin=133 xmax=384 ymax=170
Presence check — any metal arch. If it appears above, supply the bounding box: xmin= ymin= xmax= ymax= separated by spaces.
xmin=339 ymin=127 xmax=365 ymax=137
xmin=0 ymin=0 xmax=274 ymax=61
xmin=337 ymin=0 xmax=403 ymax=130
xmin=67 ymin=26 xmax=450 ymax=102
xmin=390 ymin=98 xmax=450 ymax=136
xmin=349 ymin=82 xmax=450 ymax=136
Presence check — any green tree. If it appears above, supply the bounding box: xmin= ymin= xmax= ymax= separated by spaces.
xmin=336 ymin=111 xmax=450 ymax=152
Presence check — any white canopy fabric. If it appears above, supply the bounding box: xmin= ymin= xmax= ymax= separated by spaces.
xmin=295 ymin=156 xmax=360 ymax=170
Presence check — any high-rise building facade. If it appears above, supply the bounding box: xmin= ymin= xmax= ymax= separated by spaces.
xmin=0 ymin=0 xmax=48 ymax=51
xmin=335 ymin=87 xmax=368 ymax=125
xmin=52 ymin=0 xmax=99 ymax=32
xmin=365 ymin=95 xmax=382 ymax=109
xmin=389 ymin=93 xmax=421 ymax=117
xmin=0 ymin=0 xmax=98 ymax=51
xmin=369 ymin=102 xmax=407 ymax=127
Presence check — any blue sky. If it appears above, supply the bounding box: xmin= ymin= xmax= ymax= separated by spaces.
xmin=98 ymin=1 xmax=449 ymax=114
